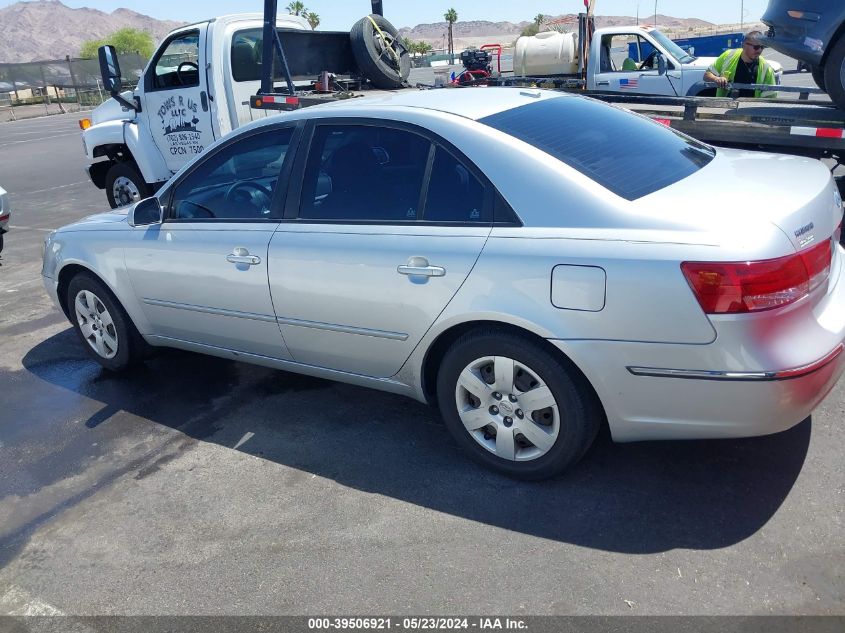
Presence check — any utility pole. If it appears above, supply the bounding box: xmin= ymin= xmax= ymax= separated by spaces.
xmin=654 ymin=1 xmax=657 ymax=27
xmin=741 ymin=0 xmax=745 ymax=31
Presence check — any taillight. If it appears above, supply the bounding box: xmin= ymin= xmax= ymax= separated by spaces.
xmin=682 ymin=240 xmax=832 ymax=314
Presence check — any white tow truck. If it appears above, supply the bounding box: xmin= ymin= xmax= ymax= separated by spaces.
xmin=82 ymin=3 xmax=412 ymax=208
xmin=514 ymin=25 xmax=782 ymax=97
xmin=82 ymin=13 xmax=314 ymax=207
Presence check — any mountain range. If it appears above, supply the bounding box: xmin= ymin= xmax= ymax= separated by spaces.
xmin=0 ymin=0 xmax=735 ymax=64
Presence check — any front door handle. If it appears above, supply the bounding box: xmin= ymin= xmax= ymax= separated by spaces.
xmin=398 ymin=256 xmax=445 ymax=278
xmin=227 ymin=247 xmax=261 ymax=266
xmin=596 ymin=80 xmax=610 ymax=86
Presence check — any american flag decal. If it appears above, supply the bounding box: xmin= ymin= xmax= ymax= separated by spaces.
xmin=619 ymin=78 xmax=639 ymax=89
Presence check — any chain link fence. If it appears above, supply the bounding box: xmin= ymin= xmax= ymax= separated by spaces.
xmin=0 ymin=54 xmax=146 ymax=121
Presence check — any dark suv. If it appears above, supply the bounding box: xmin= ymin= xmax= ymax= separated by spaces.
xmin=761 ymin=0 xmax=845 ymax=108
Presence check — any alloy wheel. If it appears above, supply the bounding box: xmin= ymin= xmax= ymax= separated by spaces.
xmin=74 ymin=290 xmax=119 ymax=359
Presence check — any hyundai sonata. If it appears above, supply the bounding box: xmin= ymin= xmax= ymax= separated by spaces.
xmin=42 ymin=88 xmax=845 ymax=479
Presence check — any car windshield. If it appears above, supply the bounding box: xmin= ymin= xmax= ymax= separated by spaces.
xmin=479 ymin=96 xmax=715 ymax=201
xmin=649 ymin=29 xmax=696 ymax=63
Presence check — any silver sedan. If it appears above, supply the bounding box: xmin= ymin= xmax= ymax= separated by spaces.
xmin=42 ymin=88 xmax=845 ymax=479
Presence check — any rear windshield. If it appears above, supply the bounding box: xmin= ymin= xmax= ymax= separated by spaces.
xmin=479 ymin=96 xmax=715 ymax=201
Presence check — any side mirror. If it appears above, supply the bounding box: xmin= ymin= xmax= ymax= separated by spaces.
xmin=657 ymin=53 xmax=667 ymax=75
xmin=98 ymin=45 xmax=122 ymax=94
xmin=129 ymin=197 xmax=163 ymax=227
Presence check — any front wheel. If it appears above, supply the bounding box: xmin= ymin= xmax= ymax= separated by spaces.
xmin=436 ymin=330 xmax=601 ymax=480
xmin=105 ymin=162 xmax=150 ymax=209
xmin=823 ymin=37 xmax=845 ymax=109
xmin=811 ymin=64 xmax=826 ymax=92
xmin=67 ymin=273 xmax=147 ymax=371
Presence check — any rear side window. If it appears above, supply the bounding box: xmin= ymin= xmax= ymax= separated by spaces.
xmin=479 ymin=96 xmax=715 ymax=201
xmin=300 ymin=125 xmax=431 ymax=221
xmin=424 ymin=148 xmax=487 ymax=222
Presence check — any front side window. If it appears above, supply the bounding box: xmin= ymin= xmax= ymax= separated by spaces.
xmin=170 ymin=127 xmax=294 ymax=220
xmin=480 ymin=96 xmax=715 ymax=201
xmin=299 ymin=125 xmax=431 ymax=221
xmin=153 ymin=31 xmax=200 ymax=90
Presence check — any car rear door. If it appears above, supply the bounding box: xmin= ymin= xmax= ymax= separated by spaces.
xmin=267 ymin=120 xmax=494 ymax=378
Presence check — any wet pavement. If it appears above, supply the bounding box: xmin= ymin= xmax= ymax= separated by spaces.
xmin=0 ymin=111 xmax=843 ymax=616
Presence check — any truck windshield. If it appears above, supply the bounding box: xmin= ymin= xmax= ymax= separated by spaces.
xmin=649 ymin=29 xmax=696 ymax=63
xmin=479 ymin=95 xmax=715 ymax=201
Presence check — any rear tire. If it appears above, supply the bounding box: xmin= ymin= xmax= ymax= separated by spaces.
xmin=823 ymin=37 xmax=845 ymax=109
xmin=105 ymin=162 xmax=150 ymax=209
xmin=811 ymin=64 xmax=826 ymax=91
xmin=435 ymin=330 xmax=601 ymax=480
xmin=67 ymin=272 xmax=147 ymax=372
xmin=350 ymin=14 xmax=411 ymax=89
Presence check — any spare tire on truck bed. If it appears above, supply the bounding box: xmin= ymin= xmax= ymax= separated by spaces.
xmin=350 ymin=14 xmax=410 ymax=89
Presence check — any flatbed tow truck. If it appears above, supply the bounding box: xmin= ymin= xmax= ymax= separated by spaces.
xmin=248 ymin=1 xmax=845 ymax=171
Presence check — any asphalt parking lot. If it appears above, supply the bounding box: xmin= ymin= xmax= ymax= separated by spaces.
xmin=0 ymin=88 xmax=843 ymax=616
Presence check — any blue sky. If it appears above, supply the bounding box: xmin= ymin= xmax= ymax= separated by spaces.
xmin=4 ymin=0 xmax=772 ymax=31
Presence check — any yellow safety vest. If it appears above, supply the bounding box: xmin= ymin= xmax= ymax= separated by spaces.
xmin=710 ymin=49 xmax=776 ymax=98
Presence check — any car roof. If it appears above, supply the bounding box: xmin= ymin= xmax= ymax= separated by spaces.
xmin=311 ymin=87 xmax=568 ymax=121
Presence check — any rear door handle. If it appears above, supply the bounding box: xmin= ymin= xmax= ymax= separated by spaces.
xmin=200 ymin=91 xmax=209 ymax=111
xmin=398 ymin=256 xmax=445 ymax=278
xmin=596 ymin=81 xmax=610 ymax=86
xmin=398 ymin=265 xmax=445 ymax=277
xmin=227 ymin=247 xmax=261 ymax=266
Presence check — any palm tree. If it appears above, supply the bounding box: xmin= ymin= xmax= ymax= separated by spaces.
xmin=287 ymin=1 xmax=306 ymax=16
xmin=444 ymin=8 xmax=458 ymax=64
xmin=304 ymin=10 xmax=320 ymax=30
xmin=534 ymin=14 xmax=545 ymax=28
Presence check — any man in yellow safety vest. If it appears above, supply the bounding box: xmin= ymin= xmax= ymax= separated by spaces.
xmin=703 ymin=30 xmax=777 ymax=98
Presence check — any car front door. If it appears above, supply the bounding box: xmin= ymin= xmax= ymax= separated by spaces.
xmin=594 ymin=34 xmax=678 ymax=96
xmin=123 ymin=124 xmax=300 ymax=358
xmin=142 ymin=26 xmax=216 ymax=173
xmin=267 ymin=121 xmax=493 ymax=378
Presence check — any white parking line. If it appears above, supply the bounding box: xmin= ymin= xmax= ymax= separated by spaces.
xmin=16 ymin=181 xmax=88 ymax=195
xmin=8 ymin=225 xmax=54 ymax=232
xmin=0 ymin=132 xmax=79 ymax=147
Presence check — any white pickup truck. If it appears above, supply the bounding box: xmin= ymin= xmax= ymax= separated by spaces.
xmin=82 ymin=13 xmax=315 ymax=208
xmin=515 ymin=25 xmax=782 ymax=97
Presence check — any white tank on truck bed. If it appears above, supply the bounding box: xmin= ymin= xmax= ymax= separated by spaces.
xmin=514 ymin=31 xmax=579 ymax=76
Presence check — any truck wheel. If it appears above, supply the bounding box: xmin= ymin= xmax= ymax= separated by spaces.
xmin=811 ymin=64 xmax=826 ymax=91
xmin=105 ymin=162 xmax=150 ymax=209
xmin=823 ymin=37 xmax=845 ymax=109
xmin=350 ymin=14 xmax=410 ymax=89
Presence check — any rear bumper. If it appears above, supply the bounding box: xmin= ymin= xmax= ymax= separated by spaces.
xmin=554 ymin=242 xmax=845 ymax=442
xmin=760 ymin=12 xmax=833 ymax=66
xmin=555 ymin=339 xmax=845 ymax=442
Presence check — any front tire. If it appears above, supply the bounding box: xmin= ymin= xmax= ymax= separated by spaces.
xmin=436 ymin=330 xmax=601 ymax=480
xmin=67 ymin=273 xmax=146 ymax=371
xmin=823 ymin=37 xmax=845 ymax=109
xmin=811 ymin=64 xmax=826 ymax=91
xmin=105 ymin=162 xmax=150 ymax=209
